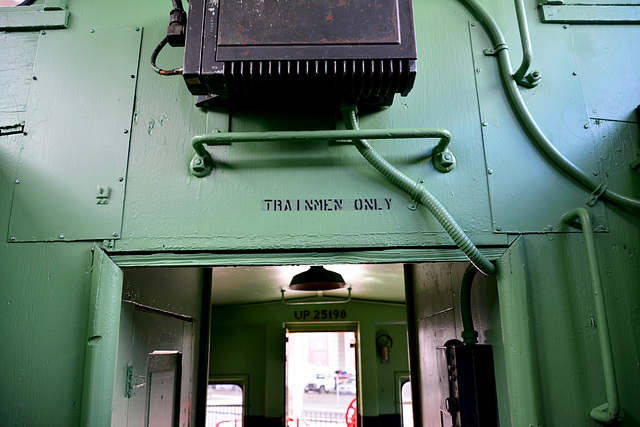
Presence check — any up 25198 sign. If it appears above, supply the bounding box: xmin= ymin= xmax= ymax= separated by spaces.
xmin=294 ymin=309 xmax=348 ymax=320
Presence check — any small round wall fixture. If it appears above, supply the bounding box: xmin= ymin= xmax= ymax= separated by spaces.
xmin=289 ymin=266 xmax=347 ymax=291
xmin=0 ymin=0 xmax=36 ymax=6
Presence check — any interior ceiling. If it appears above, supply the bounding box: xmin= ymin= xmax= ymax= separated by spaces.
xmin=211 ymin=263 xmax=406 ymax=306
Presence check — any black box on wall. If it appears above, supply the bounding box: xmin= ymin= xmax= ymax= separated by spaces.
xmin=183 ymin=0 xmax=417 ymax=107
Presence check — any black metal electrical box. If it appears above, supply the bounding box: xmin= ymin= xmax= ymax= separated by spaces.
xmin=183 ymin=0 xmax=417 ymax=107
xmin=438 ymin=340 xmax=499 ymax=427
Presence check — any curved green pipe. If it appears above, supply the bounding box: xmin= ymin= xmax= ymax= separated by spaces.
xmin=460 ymin=264 xmax=480 ymax=344
xmin=459 ymin=0 xmax=640 ymax=213
xmin=341 ymin=104 xmax=496 ymax=276
xmin=562 ymin=208 xmax=623 ymax=424
xmin=512 ymin=0 xmax=541 ymax=87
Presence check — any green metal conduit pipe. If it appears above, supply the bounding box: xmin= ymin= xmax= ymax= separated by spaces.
xmin=459 ymin=0 xmax=640 ymax=213
xmin=460 ymin=264 xmax=480 ymax=344
xmin=191 ymin=128 xmax=454 ymax=177
xmin=562 ymin=208 xmax=624 ymax=425
xmin=341 ymin=104 xmax=496 ymax=276
xmin=512 ymin=0 xmax=541 ymax=87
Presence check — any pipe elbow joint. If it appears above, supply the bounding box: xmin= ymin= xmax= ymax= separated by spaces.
xmin=590 ymin=403 xmax=624 ymax=425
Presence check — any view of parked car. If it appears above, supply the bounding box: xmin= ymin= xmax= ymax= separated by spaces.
xmin=304 ymin=373 xmax=336 ymax=393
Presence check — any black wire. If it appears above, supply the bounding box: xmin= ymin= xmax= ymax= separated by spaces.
xmin=172 ymin=0 xmax=184 ymax=11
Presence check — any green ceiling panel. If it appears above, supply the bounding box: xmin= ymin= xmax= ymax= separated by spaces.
xmin=8 ymin=27 xmax=141 ymax=242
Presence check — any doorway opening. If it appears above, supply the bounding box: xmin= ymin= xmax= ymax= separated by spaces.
xmin=286 ymin=328 xmax=358 ymax=427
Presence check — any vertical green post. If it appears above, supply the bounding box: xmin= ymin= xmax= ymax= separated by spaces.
xmin=80 ymin=246 xmax=124 ymax=427
xmin=496 ymin=237 xmax=544 ymax=426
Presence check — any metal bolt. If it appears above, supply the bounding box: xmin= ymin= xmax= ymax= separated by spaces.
xmin=32 ymin=76 xmax=37 ymax=80
xmin=495 ymin=226 xmax=502 ymax=232
xmin=475 ymin=68 xmax=481 ymax=74
xmin=482 ymin=121 xmax=488 ymax=127
xmin=41 ymin=30 xmax=46 ymax=35
xmin=15 ymin=180 xmax=20 ymax=184
xmin=10 ymin=236 xmax=15 ymax=241
xmin=135 ymin=27 xmax=140 ymax=31
xmin=118 ymin=177 xmax=124 ymax=182
xmin=584 ymin=123 xmax=590 ymax=129
xmin=59 ymin=234 xmax=65 ymax=239
xmin=113 ymin=232 xmax=118 ymax=237
xmin=487 ymin=168 xmax=493 ymax=175
xmin=123 ymin=129 xmax=129 ymax=134
xmin=593 ymin=171 xmax=599 ymax=176
xmin=563 ymin=25 xmax=568 ymax=29
xmin=418 ymin=179 xmax=424 ymax=184
xmin=408 ymin=203 xmax=417 ymax=211
xmin=193 ymin=158 xmax=203 ymax=166
xmin=90 ymin=29 xmax=95 ymax=33
xmin=23 ymin=131 xmax=28 ymax=136
xmin=572 ymin=71 xmax=578 ymax=76
xmin=470 ymin=22 xmax=476 ymax=27
xmin=130 ymin=74 xmax=135 ymax=79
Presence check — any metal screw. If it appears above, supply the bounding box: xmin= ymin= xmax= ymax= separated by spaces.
xmin=10 ymin=236 xmax=16 ymax=241
xmin=123 ymin=129 xmax=129 ymax=134
xmin=23 ymin=132 xmax=28 ymax=136
xmin=584 ymin=123 xmax=590 ymax=129
xmin=41 ymin=30 xmax=46 ymax=35
xmin=495 ymin=226 xmax=502 ymax=231
xmin=572 ymin=71 xmax=578 ymax=76
xmin=593 ymin=171 xmax=599 ymax=176
xmin=130 ymin=74 xmax=135 ymax=79
xmin=59 ymin=234 xmax=65 ymax=239
xmin=418 ymin=179 xmax=424 ymax=184
xmin=487 ymin=168 xmax=493 ymax=175
xmin=482 ymin=121 xmax=488 ymax=127
xmin=470 ymin=22 xmax=476 ymax=27
xmin=408 ymin=203 xmax=417 ymax=211
xmin=475 ymin=68 xmax=481 ymax=74
xmin=135 ymin=27 xmax=140 ymax=31
xmin=563 ymin=25 xmax=568 ymax=29
xmin=15 ymin=180 xmax=20 ymax=184
xmin=118 ymin=177 xmax=124 ymax=182
xmin=193 ymin=158 xmax=203 ymax=166
xmin=90 ymin=29 xmax=95 ymax=33
xmin=113 ymin=232 xmax=118 ymax=237
xmin=32 ymin=76 xmax=37 ymax=80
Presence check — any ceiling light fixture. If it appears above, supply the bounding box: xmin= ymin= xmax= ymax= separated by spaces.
xmin=289 ymin=266 xmax=347 ymax=291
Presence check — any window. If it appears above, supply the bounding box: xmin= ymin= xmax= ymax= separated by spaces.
xmin=206 ymin=383 xmax=244 ymax=427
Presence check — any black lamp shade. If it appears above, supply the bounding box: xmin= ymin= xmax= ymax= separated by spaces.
xmin=289 ymin=266 xmax=346 ymax=291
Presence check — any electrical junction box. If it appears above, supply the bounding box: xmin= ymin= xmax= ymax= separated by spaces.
xmin=183 ymin=0 xmax=417 ymax=107
xmin=438 ymin=340 xmax=499 ymax=427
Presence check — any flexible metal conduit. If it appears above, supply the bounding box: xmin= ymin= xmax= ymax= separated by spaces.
xmin=460 ymin=264 xmax=480 ymax=344
xmin=341 ymin=104 xmax=496 ymax=275
xmin=562 ymin=208 xmax=624 ymax=425
xmin=459 ymin=0 xmax=640 ymax=213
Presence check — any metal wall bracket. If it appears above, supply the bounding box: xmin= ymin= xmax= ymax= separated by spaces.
xmin=586 ymin=183 xmax=607 ymax=207
xmin=125 ymin=365 xmax=146 ymax=398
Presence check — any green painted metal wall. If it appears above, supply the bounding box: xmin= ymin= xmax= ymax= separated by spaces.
xmin=1 ymin=0 xmax=639 ymax=425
